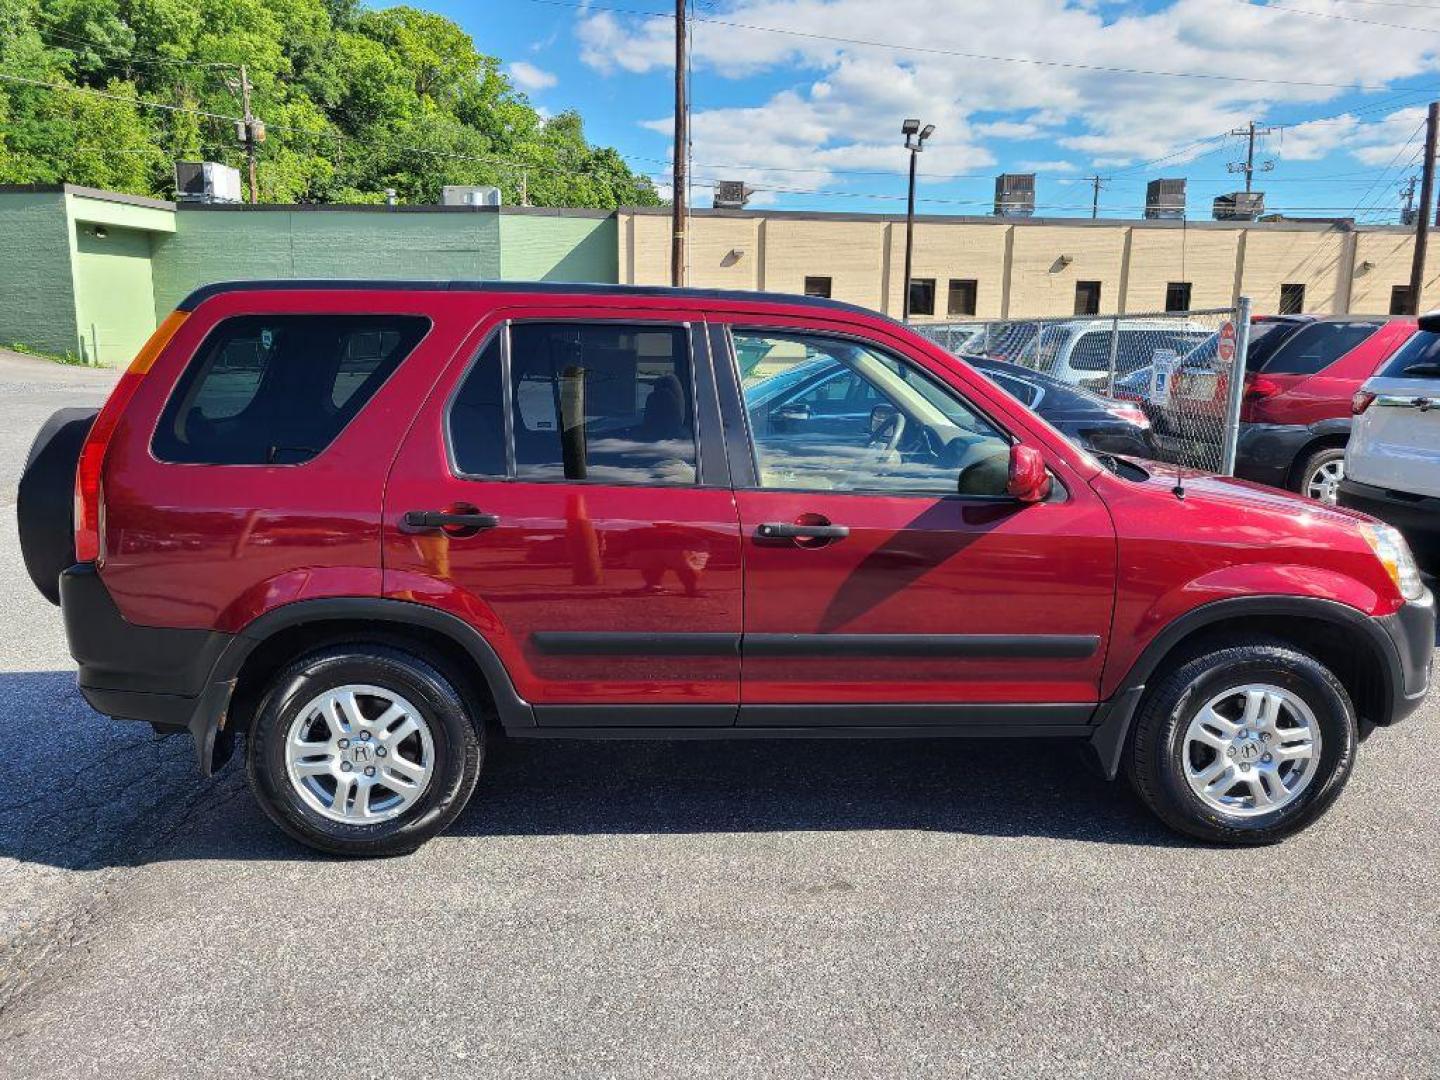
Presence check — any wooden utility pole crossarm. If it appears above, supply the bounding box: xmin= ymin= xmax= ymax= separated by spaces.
xmin=671 ymin=0 xmax=688 ymax=287
xmin=1407 ymin=101 xmax=1438 ymax=316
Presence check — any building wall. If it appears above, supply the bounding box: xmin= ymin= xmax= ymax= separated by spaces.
xmin=1237 ymin=229 xmax=1349 ymax=314
xmin=0 ymin=191 xmax=79 ymax=357
xmin=499 ymin=211 xmax=616 ymax=281
xmin=615 ymin=208 xmax=1413 ymax=321
xmin=1123 ymin=227 xmax=1240 ymax=312
xmin=72 ymin=225 xmax=156 ymax=366
xmin=152 ymin=208 xmax=504 ymax=312
xmin=1348 ymin=229 xmax=1440 ymax=314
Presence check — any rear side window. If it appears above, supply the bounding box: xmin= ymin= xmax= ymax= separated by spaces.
xmin=1377 ymin=329 xmax=1440 ymax=379
xmin=508 ymin=322 xmax=697 ymax=485
xmin=1258 ymin=321 xmax=1378 ymax=376
xmin=154 ymin=314 xmax=428 ymax=465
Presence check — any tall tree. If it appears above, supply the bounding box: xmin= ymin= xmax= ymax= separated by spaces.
xmin=0 ymin=0 xmax=662 ymax=207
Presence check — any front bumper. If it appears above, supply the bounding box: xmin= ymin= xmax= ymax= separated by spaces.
xmin=60 ymin=563 xmax=238 ymax=766
xmin=1376 ymin=588 xmax=1436 ymax=723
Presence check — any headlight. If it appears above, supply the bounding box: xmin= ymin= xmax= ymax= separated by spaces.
xmin=1359 ymin=523 xmax=1426 ymax=601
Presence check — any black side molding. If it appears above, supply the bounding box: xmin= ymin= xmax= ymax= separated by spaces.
xmin=532 ymin=632 xmax=740 ymax=657
xmin=744 ymin=634 xmax=1100 ymax=659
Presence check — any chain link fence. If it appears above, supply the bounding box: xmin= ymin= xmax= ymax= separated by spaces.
xmin=912 ymin=302 xmax=1252 ymax=475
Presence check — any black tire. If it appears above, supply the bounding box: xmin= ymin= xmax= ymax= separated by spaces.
xmin=246 ymin=644 xmax=483 ymax=857
xmin=1126 ymin=638 xmax=1357 ymax=845
xmin=1292 ymin=445 xmax=1345 ymax=503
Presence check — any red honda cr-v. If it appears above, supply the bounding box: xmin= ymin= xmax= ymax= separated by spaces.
xmin=17 ymin=282 xmax=1434 ymax=855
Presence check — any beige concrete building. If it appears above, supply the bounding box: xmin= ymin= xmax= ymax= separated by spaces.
xmin=617 ymin=206 xmax=1440 ymax=320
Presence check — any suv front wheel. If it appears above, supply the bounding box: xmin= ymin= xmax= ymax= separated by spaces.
xmin=246 ymin=644 xmax=484 ymax=856
xmin=1126 ymin=639 xmax=1357 ymax=844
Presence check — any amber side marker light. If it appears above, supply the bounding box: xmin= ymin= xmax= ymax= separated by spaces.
xmin=73 ymin=310 xmax=189 ymax=564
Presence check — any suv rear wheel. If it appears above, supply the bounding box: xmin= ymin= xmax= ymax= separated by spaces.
xmin=1126 ymin=639 xmax=1357 ymax=844
xmin=246 ymin=644 xmax=484 ymax=856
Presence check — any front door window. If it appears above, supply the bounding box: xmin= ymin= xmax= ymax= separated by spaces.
xmin=736 ymin=331 xmax=1012 ymax=497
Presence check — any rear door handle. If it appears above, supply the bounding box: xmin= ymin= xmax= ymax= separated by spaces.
xmin=756 ymin=521 xmax=850 ymax=541
xmin=402 ymin=509 xmax=500 ymax=532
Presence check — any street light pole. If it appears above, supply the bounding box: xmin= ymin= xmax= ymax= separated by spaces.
xmin=901 ymin=119 xmax=934 ymax=321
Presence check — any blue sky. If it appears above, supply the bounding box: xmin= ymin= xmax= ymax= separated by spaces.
xmin=422 ymin=0 xmax=1440 ymax=222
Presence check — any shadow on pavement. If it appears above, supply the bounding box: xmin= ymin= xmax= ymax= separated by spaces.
xmin=0 ymin=670 xmax=1187 ymax=867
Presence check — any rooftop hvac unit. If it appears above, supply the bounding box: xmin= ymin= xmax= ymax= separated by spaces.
xmin=441 ymin=185 xmax=503 ymax=207
xmin=1213 ymin=191 xmax=1265 ymax=221
xmin=1145 ymin=178 xmax=1186 ymax=220
xmin=174 ymin=161 xmax=242 ymax=204
xmin=712 ymin=180 xmax=752 ymax=209
xmin=994 ymin=173 xmax=1036 ymax=218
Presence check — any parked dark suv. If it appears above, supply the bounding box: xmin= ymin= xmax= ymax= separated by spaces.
xmin=18 ymin=282 xmax=1434 ymax=855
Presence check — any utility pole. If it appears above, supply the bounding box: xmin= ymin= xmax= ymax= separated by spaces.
xmin=1228 ymin=120 xmax=1278 ymax=193
xmin=671 ymin=0 xmax=688 ymax=287
xmin=239 ymin=64 xmax=258 ymax=204
xmin=1400 ymin=174 xmax=1418 ymax=226
xmin=1086 ymin=175 xmax=1106 ymax=219
xmin=1407 ymin=102 xmax=1438 ymax=316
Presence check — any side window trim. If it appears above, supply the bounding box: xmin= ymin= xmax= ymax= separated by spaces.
xmin=445 ymin=316 xmax=717 ymax=489
xmin=718 ymin=323 xmax=1021 ymax=501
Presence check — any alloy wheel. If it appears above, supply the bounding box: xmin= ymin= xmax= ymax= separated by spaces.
xmin=284 ymin=684 xmax=435 ymax=823
xmin=1183 ymin=683 xmax=1322 ymax=818
xmin=1305 ymin=458 xmax=1344 ymax=504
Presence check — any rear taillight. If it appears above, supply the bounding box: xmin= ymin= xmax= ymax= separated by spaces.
xmin=1244 ymin=376 xmax=1281 ymax=400
xmin=73 ymin=311 xmax=188 ymax=563
xmin=1352 ymin=390 xmax=1377 ymax=415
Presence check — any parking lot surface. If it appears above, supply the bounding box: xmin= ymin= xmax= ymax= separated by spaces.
xmin=0 ymin=348 xmax=1436 ymax=1078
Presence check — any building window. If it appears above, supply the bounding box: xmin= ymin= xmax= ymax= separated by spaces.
xmin=1390 ymin=285 xmax=1412 ymax=316
xmin=947 ymin=279 xmax=978 ymax=317
xmin=908 ymin=278 xmax=936 ymax=317
xmin=1074 ymin=281 xmax=1102 ymax=316
xmin=1279 ymin=283 xmax=1306 ymax=315
xmin=804 ymin=276 xmax=832 ymax=299
xmin=1165 ymin=282 xmax=1193 ymax=313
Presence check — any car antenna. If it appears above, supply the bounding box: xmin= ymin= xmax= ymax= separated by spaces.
xmin=1173 ymin=459 xmax=1185 ymax=500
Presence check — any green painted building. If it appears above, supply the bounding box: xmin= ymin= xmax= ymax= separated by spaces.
xmin=0 ymin=184 xmax=619 ymax=366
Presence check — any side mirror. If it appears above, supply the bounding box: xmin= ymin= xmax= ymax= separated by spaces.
xmin=774 ymin=402 xmax=811 ymax=424
xmin=1007 ymin=443 xmax=1052 ymax=503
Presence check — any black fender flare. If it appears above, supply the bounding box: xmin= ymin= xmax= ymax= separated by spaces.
xmin=192 ymin=596 xmax=534 ymax=774
xmin=1087 ymin=594 xmax=1400 ymax=780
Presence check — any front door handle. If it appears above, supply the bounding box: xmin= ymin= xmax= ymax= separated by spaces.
xmin=756 ymin=521 xmax=850 ymax=541
xmin=402 ymin=509 xmax=500 ymax=532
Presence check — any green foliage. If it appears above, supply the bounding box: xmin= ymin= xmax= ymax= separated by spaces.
xmin=0 ymin=0 xmax=662 ymax=208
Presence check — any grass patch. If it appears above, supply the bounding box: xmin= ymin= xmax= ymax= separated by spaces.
xmin=6 ymin=341 xmax=97 ymax=367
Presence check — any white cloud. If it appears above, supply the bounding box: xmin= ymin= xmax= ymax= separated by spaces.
xmin=573 ymin=0 xmax=1440 ymax=207
xmin=1016 ymin=160 xmax=1080 ymax=173
xmin=508 ymin=60 xmax=558 ymax=92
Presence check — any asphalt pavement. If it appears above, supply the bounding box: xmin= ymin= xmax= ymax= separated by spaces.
xmin=0 ymin=347 xmax=1436 ymax=1078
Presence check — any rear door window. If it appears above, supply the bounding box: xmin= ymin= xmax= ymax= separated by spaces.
xmin=508 ymin=322 xmax=697 ymax=485
xmin=1258 ymin=321 xmax=1379 ymax=375
xmin=154 ymin=314 xmax=428 ymax=465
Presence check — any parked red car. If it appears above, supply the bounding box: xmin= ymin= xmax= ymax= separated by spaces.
xmin=17 ymin=282 xmax=1434 ymax=855
xmin=1234 ymin=316 xmax=1418 ymax=502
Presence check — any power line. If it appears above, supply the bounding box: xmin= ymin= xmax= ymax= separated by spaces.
xmin=526 ymin=0 xmax=1396 ymax=89
xmin=1235 ymin=0 xmax=1440 ymax=33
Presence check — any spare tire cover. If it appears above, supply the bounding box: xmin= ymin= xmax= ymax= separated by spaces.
xmin=18 ymin=408 xmax=98 ymax=605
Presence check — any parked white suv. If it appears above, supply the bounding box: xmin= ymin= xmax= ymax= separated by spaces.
xmin=1011 ymin=319 xmax=1213 ymax=390
xmin=1339 ymin=314 xmax=1440 ymax=572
